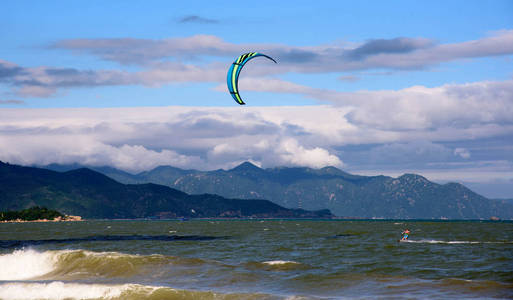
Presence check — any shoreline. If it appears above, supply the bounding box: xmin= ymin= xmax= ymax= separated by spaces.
xmin=0 ymin=215 xmax=83 ymax=223
xmin=49 ymin=217 xmax=512 ymax=222
xmin=2 ymin=217 xmax=510 ymax=223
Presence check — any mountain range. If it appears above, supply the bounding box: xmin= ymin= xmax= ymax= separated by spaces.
xmin=41 ymin=162 xmax=513 ymax=219
xmin=0 ymin=161 xmax=332 ymax=219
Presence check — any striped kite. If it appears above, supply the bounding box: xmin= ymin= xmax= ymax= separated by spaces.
xmin=227 ymin=52 xmax=277 ymax=105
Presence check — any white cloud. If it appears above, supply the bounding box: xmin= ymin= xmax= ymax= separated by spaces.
xmin=338 ymin=75 xmax=359 ymax=82
xmin=51 ymin=35 xmax=238 ymax=64
xmin=242 ymin=78 xmax=513 ymax=136
xmin=51 ymin=30 xmax=513 ymax=71
xmin=207 ymin=136 xmax=343 ymax=169
xmin=0 ymin=78 xmax=511 ymax=183
xmin=274 ymin=138 xmax=343 ymax=168
xmin=4 ymin=31 xmax=513 ymax=98
xmin=0 ymin=134 xmax=202 ymax=173
xmin=454 ymin=148 xmax=471 ymax=159
xmin=339 ymin=80 xmax=513 ymax=131
xmin=0 ymin=106 xmax=346 ymax=171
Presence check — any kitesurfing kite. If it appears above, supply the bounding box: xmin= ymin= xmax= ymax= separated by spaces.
xmin=227 ymin=52 xmax=277 ymax=105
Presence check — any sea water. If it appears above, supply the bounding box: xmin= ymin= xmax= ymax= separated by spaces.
xmin=0 ymin=220 xmax=511 ymax=299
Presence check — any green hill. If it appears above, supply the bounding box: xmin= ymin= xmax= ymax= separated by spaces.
xmin=0 ymin=162 xmax=333 ymax=219
xmin=0 ymin=206 xmax=64 ymax=221
xmin=43 ymin=162 xmax=513 ymax=219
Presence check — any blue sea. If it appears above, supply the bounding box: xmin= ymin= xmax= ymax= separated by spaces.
xmin=0 ymin=220 xmax=512 ymax=299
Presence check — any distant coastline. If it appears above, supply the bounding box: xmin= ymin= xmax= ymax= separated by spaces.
xmin=0 ymin=215 xmax=83 ymax=223
xmin=36 ymin=161 xmax=513 ymax=220
xmin=0 ymin=206 xmax=82 ymax=223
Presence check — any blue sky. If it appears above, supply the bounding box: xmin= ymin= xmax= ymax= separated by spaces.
xmin=1 ymin=1 xmax=513 ymax=198
xmin=2 ymin=0 xmax=512 ymax=107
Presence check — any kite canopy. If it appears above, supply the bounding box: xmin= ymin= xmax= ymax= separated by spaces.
xmin=227 ymin=52 xmax=277 ymax=105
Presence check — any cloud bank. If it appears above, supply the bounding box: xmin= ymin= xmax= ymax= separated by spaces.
xmin=1 ymin=79 xmax=512 ymax=184
xmin=3 ymin=31 xmax=511 ymax=97
xmin=0 ymin=106 xmax=347 ymax=172
xmin=51 ymin=30 xmax=513 ymax=70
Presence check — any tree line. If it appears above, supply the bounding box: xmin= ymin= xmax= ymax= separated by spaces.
xmin=0 ymin=206 xmax=64 ymax=221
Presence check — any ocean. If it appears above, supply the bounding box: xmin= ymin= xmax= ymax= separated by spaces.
xmin=0 ymin=220 xmax=511 ymax=299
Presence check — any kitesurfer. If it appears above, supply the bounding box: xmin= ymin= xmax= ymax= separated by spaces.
xmin=401 ymin=229 xmax=411 ymax=241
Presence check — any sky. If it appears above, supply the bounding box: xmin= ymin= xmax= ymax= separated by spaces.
xmin=1 ymin=0 xmax=513 ymax=198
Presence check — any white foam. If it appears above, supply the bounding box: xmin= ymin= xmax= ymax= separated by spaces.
xmin=0 ymin=249 xmax=149 ymax=281
xmin=0 ymin=249 xmax=60 ymax=280
xmin=77 ymin=250 xmax=140 ymax=259
xmin=403 ymin=239 xmax=484 ymax=244
xmin=262 ymin=260 xmax=299 ymax=265
xmin=0 ymin=282 xmax=159 ymax=300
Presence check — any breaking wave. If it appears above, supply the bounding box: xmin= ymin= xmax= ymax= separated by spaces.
xmin=0 ymin=282 xmax=274 ymax=300
xmin=0 ymin=248 xmax=204 ymax=281
xmin=0 ymin=248 xmax=58 ymax=280
xmin=0 ymin=249 xmax=280 ymax=299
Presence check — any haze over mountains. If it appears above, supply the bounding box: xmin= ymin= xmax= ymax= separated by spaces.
xmin=42 ymin=162 xmax=513 ymax=219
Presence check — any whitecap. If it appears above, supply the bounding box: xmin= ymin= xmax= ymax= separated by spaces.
xmin=262 ymin=260 xmax=299 ymax=265
xmin=403 ymin=239 xmax=482 ymax=244
xmin=0 ymin=282 xmax=160 ymax=300
xmin=0 ymin=249 xmax=59 ymax=280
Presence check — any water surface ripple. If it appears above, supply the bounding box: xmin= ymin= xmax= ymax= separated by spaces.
xmin=0 ymin=220 xmax=511 ymax=299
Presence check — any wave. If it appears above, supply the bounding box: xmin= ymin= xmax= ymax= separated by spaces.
xmin=0 ymin=249 xmax=284 ymax=299
xmin=0 ymin=248 xmax=206 ymax=281
xmin=400 ymin=239 xmax=513 ymax=244
xmin=246 ymin=260 xmax=308 ymax=271
xmin=0 ymin=282 xmax=275 ymax=300
xmin=262 ymin=260 xmax=299 ymax=265
xmin=0 ymin=249 xmax=58 ymax=280
xmin=0 ymin=282 xmax=144 ymax=300
xmin=0 ymin=235 xmax=225 ymax=249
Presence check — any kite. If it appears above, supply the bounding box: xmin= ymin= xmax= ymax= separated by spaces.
xmin=227 ymin=52 xmax=277 ymax=105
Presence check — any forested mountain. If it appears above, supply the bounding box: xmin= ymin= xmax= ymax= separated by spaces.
xmin=0 ymin=162 xmax=332 ymax=219
xmin=43 ymin=162 xmax=513 ymax=219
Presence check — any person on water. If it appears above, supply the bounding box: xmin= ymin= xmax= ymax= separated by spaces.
xmin=401 ymin=229 xmax=411 ymax=240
